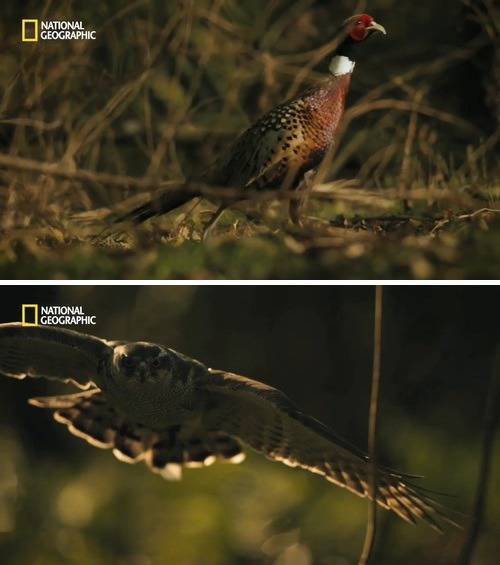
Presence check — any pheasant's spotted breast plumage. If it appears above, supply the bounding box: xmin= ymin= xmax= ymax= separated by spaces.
xmin=210 ymin=75 xmax=352 ymax=193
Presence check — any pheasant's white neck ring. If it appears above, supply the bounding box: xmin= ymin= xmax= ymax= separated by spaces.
xmin=329 ymin=55 xmax=355 ymax=76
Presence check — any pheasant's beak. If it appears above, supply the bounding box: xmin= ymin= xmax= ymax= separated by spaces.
xmin=367 ymin=21 xmax=387 ymax=35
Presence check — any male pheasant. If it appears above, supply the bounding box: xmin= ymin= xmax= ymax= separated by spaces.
xmin=116 ymin=14 xmax=386 ymax=232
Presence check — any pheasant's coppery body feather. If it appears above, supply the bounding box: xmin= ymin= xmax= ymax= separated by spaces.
xmin=209 ymin=75 xmax=352 ymax=192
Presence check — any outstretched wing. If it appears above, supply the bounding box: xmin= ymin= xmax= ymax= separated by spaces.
xmin=0 ymin=323 xmax=113 ymax=389
xmin=30 ymin=389 xmax=245 ymax=481
xmin=201 ymin=369 xmax=456 ymax=531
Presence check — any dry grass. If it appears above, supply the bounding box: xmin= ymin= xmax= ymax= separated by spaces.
xmin=0 ymin=0 xmax=498 ymax=279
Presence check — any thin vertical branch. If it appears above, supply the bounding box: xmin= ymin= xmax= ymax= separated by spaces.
xmin=359 ymin=286 xmax=384 ymax=565
xmin=398 ymin=90 xmax=424 ymax=211
xmin=458 ymin=342 xmax=500 ymax=565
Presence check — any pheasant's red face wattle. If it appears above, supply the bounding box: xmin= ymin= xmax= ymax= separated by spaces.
xmin=346 ymin=13 xmax=386 ymax=42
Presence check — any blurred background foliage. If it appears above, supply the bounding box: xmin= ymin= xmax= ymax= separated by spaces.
xmin=0 ymin=286 xmax=499 ymax=563
xmin=0 ymin=0 xmax=499 ymax=279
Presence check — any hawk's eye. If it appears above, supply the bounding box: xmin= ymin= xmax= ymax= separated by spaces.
xmin=121 ymin=356 xmax=134 ymax=368
xmin=151 ymin=357 xmax=161 ymax=368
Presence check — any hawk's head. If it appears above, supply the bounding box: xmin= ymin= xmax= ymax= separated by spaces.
xmin=112 ymin=342 xmax=172 ymax=383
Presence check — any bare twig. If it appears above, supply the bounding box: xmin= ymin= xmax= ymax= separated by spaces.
xmin=0 ymin=152 xmax=478 ymax=209
xmin=359 ymin=286 xmax=384 ymax=565
xmin=0 ymin=118 xmax=62 ymax=131
xmin=458 ymin=343 xmax=500 ymax=565
xmin=430 ymin=208 xmax=500 ymax=236
xmin=0 ymin=152 xmax=161 ymax=190
xmin=0 ymin=152 xmax=362 ymax=206
xmin=344 ymin=99 xmax=480 ymax=135
xmin=398 ymin=90 xmax=425 ymax=208
xmin=455 ymin=132 xmax=500 ymax=177
xmin=352 ymin=41 xmax=485 ymax=108
xmin=456 ymin=208 xmax=500 ymax=220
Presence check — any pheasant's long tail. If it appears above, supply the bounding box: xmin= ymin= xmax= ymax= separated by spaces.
xmin=113 ymin=188 xmax=197 ymax=225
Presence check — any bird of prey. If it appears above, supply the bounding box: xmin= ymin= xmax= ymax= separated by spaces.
xmin=0 ymin=323 xmax=455 ymax=531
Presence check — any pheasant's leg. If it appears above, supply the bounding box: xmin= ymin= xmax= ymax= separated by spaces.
xmin=202 ymin=205 xmax=227 ymax=241
xmin=172 ymin=198 xmax=202 ymax=232
xmin=178 ymin=197 xmax=202 ymax=222
xmin=289 ymin=199 xmax=303 ymax=226
xmin=289 ymin=169 xmax=316 ymax=226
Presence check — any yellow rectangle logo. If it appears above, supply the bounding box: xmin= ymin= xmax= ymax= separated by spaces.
xmin=22 ymin=304 xmax=39 ymax=326
xmin=22 ymin=19 xmax=38 ymax=42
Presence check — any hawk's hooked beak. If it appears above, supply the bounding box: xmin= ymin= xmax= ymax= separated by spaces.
xmin=138 ymin=363 xmax=148 ymax=382
xmin=367 ymin=21 xmax=387 ymax=35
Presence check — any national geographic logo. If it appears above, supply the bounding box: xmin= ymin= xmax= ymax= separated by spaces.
xmin=21 ymin=305 xmax=97 ymax=326
xmin=21 ymin=19 xmax=38 ymax=42
xmin=21 ymin=19 xmax=96 ymax=42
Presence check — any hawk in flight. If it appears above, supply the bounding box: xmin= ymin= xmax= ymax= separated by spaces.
xmin=0 ymin=323 xmax=455 ymax=530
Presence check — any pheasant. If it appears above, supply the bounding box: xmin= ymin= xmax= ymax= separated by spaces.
xmin=115 ymin=14 xmax=386 ymax=233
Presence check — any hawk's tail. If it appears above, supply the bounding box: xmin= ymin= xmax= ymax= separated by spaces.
xmin=371 ymin=469 xmax=462 ymax=531
xmin=320 ymin=457 xmax=463 ymax=532
xmin=29 ymin=390 xmax=245 ymax=480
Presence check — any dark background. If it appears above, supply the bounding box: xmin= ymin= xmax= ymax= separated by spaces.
xmin=0 ymin=285 xmax=498 ymax=564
